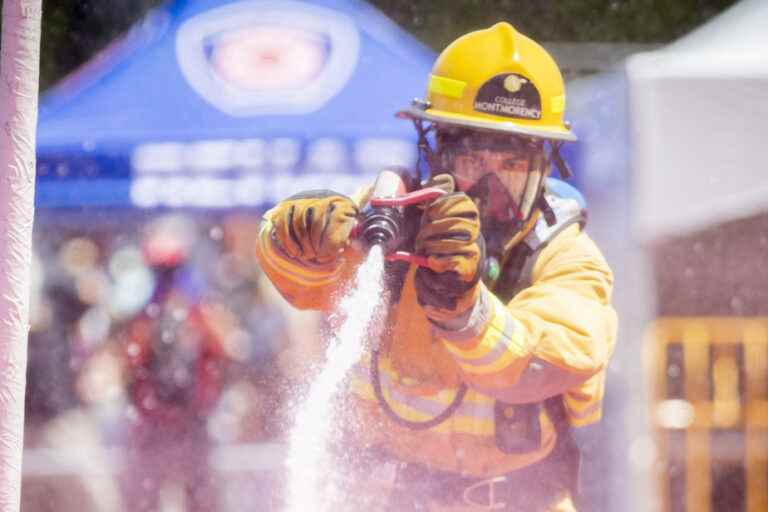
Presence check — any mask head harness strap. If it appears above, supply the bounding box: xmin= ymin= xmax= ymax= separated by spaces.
xmin=538 ymin=140 xmax=572 ymax=227
xmin=549 ymin=139 xmax=573 ymax=180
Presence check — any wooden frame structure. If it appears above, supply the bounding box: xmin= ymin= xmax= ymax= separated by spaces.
xmin=646 ymin=317 xmax=768 ymax=512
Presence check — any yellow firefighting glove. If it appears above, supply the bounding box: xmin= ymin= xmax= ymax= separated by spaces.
xmin=270 ymin=191 xmax=359 ymax=265
xmin=414 ymin=189 xmax=484 ymax=322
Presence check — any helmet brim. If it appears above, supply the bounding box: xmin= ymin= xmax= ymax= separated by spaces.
xmin=397 ymin=106 xmax=577 ymax=142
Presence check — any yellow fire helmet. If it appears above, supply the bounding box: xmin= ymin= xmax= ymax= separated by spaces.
xmin=400 ymin=22 xmax=576 ymax=142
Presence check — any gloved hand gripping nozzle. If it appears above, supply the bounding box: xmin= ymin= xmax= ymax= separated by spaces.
xmin=359 ymin=168 xmax=447 ymax=264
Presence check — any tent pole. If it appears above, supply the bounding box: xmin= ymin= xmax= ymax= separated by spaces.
xmin=0 ymin=1 xmax=41 ymax=509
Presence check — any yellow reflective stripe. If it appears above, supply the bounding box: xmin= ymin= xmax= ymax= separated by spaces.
xmin=452 ymin=415 xmax=494 ymax=435
xmin=457 ymin=389 xmax=495 ymax=407
xmin=565 ymin=397 xmax=600 ymax=417
xmin=551 ymin=94 xmax=565 ymax=114
xmin=568 ymin=406 xmax=602 ymax=427
xmin=258 ymin=220 xmax=341 ymax=287
xmin=564 ymin=394 xmax=602 ymax=426
xmin=373 ymin=360 xmax=492 ymax=408
xmin=445 ymin=297 xmax=529 ymax=375
xmin=443 ymin=311 xmax=505 ymax=361
xmin=563 ymin=372 xmax=605 ymax=425
xmin=458 ymin=328 xmax=527 ymax=375
xmin=350 ymin=373 xmax=376 ymax=400
xmin=442 ymin=294 xmax=508 ymax=360
xmin=349 ymin=366 xmax=495 ymax=436
xmin=428 ymin=74 xmax=467 ymax=99
xmin=456 ymin=398 xmax=495 ymax=436
xmin=350 ymin=375 xmax=453 ymax=433
xmin=354 ymin=360 xmax=494 ymax=408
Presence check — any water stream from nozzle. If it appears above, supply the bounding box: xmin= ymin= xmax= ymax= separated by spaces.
xmin=284 ymin=245 xmax=387 ymax=512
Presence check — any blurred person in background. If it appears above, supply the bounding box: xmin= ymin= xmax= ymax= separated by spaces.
xmin=256 ymin=23 xmax=617 ymax=511
xmin=30 ymin=212 xmax=292 ymax=511
xmin=24 ymin=260 xmax=122 ymax=512
xmin=113 ymin=214 xmax=234 ymax=511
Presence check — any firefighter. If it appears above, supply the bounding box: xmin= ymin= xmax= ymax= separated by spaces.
xmin=256 ymin=23 xmax=617 ymax=511
xmin=118 ymin=215 xmax=228 ymax=511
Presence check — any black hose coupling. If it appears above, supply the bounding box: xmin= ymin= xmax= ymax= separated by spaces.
xmin=360 ymin=206 xmax=403 ymax=254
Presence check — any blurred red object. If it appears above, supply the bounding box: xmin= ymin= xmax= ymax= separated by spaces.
xmin=141 ymin=214 xmax=197 ymax=268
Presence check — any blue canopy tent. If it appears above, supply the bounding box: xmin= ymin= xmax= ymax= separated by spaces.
xmin=36 ymin=0 xmax=435 ymax=209
xmin=558 ymin=70 xmax=629 ymax=202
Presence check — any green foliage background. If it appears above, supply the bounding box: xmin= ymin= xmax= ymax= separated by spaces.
xmin=0 ymin=0 xmax=738 ymax=90
xmin=372 ymin=0 xmax=738 ymax=48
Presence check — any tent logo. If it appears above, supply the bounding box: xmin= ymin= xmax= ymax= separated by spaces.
xmin=208 ymin=26 xmax=329 ymax=92
xmin=176 ymin=0 xmax=360 ymax=116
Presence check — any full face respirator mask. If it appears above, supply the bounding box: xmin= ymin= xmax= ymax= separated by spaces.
xmin=435 ymin=128 xmax=547 ymax=249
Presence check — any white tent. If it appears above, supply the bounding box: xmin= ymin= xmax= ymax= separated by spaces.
xmin=627 ymin=0 xmax=768 ymax=242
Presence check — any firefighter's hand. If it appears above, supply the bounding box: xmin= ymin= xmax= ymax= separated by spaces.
xmin=414 ymin=192 xmax=484 ymax=321
xmin=271 ymin=191 xmax=359 ymax=265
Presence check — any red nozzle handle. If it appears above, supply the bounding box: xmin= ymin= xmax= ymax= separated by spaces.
xmin=370 ymin=187 xmax=446 ymax=208
xmin=385 ymin=251 xmax=430 ymax=267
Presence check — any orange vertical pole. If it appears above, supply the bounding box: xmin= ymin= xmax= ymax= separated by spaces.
xmin=683 ymin=322 xmax=710 ymax=512
xmin=744 ymin=322 xmax=768 ymax=511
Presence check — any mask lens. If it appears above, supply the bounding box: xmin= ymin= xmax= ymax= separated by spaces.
xmin=465 ymin=173 xmax=522 ymax=220
xmin=438 ymin=129 xmax=528 ymax=156
xmin=437 ymin=129 xmax=541 ymax=221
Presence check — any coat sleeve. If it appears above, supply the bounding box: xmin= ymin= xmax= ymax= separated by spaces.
xmin=435 ymin=224 xmax=617 ymax=424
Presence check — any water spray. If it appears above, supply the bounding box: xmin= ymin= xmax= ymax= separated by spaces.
xmin=285 ymin=247 xmax=386 ymax=512
xmin=285 ymin=169 xmax=449 ymax=512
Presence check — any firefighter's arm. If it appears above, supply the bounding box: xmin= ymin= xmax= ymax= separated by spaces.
xmin=255 ymin=189 xmax=367 ymax=311
xmin=434 ymin=224 xmax=617 ymax=408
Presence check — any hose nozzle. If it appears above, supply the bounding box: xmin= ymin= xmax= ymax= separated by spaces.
xmin=358 ymin=167 xmax=447 ymax=260
xmin=361 ymin=207 xmax=403 ymax=253
xmin=359 ymin=168 xmax=411 ymax=253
